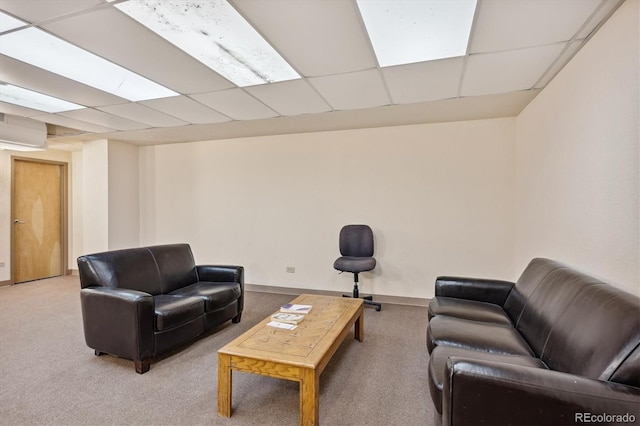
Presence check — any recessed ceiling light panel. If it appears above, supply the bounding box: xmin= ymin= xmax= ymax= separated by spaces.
xmin=115 ymin=0 xmax=301 ymax=87
xmin=357 ymin=0 xmax=477 ymax=67
xmin=0 ymin=27 xmax=178 ymax=101
xmin=0 ymin=84 xmax=85 ymax=113
xmin=0 ymin=11 xmax=27 ymax=33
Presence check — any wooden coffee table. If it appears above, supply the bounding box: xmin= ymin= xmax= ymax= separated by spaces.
xmin=217 ymin=294 xmax=364 ymax=426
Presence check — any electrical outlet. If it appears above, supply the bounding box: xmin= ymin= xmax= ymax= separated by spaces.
xmin=286 ymin=266 xmax=295 ymax=273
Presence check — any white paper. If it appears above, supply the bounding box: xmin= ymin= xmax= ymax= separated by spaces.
xmin=267 ymin=321 xmax=297 ymax=330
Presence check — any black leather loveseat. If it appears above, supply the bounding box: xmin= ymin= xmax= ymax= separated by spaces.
xmin=427 ymin=258 xmax=639 ymax=425
xmin=77 ymin=243 xmax=244 ymax=373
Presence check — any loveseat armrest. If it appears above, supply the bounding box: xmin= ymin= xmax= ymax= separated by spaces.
xmin=80 ymin=287 xmax=155 ymax=364
xmin=442 ymin=357 xmax=640 ymax=426
xmin=435 ymin=276 xmax=514 ymax=305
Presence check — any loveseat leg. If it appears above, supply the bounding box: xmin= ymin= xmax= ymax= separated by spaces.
xmin=95 ymin=350 xmax=105 ymax=356
xmin=232 ymin=313 xmax=242 ymax=323
xmin=134 ymin=359 xmax=151 ymax=374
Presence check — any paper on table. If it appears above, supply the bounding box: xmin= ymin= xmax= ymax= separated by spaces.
xmin=267 ymin=321 xmax=298 ymax=330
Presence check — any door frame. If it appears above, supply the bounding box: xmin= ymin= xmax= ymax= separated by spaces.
xmin=10 ymin=156 xmax=69 ymax=285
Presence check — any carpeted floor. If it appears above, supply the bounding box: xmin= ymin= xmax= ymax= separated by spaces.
xmin=0 ymin=275 xmax=436 ymax=425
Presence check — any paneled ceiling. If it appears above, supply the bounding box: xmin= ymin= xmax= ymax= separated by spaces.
xmin=0 ymin=0 xmax=624 ymax=148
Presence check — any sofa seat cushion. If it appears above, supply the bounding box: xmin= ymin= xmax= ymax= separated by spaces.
xmin=428 ymin=346 xmax=547 ymax=414
xmin=154 ymin=295 xmax=204 ymax=331
xmin=428 ymin=296 xmax=512 ymax=325
xmin=427 ymin=315 xmax=534 ymax=356
xmin=169 ymin=282 xmax=241 ymax=312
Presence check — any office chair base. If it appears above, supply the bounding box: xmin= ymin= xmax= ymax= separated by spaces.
xmin=342 ymin=294 xmax=382 ymax=311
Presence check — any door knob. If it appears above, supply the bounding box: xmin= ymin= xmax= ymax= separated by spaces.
xmin=13 ymin=219 xmax=25 ymax=224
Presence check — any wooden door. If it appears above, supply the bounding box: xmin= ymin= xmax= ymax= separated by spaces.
xmin=12 ymin=159 xmax=66 ymax=283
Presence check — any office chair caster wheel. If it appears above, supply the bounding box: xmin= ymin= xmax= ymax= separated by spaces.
xmin=375 ymin=305 xmax=381 ymax=312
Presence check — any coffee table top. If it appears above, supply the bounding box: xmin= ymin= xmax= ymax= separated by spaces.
xmin=219 ymin=294 xmax=363 ymax=370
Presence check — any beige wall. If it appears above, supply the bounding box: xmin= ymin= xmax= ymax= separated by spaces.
xmin=140 ymin=118 xmax=517 ymax=299
xmin=515 ymin=0 xmax=639 ymax=294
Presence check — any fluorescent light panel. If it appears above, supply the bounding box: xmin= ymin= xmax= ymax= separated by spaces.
xmin=0 ymin=27 xmax=178 ymax=101
xmin=115 ymin=0 xmax=300 ymax=87
xmin=357 ymin=0 xmax=477 ymax=67
xmin=0 ymin=84 xmax=85 ymax=113
xmin=0 ymin=11 xmax=26 ymax=33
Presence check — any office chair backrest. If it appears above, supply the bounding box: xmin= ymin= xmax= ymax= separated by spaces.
xmin=339 ymin=225 xmax=374 ymax=258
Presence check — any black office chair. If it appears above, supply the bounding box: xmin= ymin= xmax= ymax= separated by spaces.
xmin=333 ymin=224 xmax=381 ymax=311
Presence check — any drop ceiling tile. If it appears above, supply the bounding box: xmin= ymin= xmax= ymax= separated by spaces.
xmin=41 ymin=6 xmax=235 ymax=94
xmin=245 ymin=79 xmax=330 ymax=116
xmin=575 ymin=0 xmax=623 ymax=39
xmin=0 ymin=54 xmax=126 ymax=107
xmin=190 ymin=89 xmax=278 ymax=121
xmin=98 ymin=103 xmax=189 ymax=128
xmin=59 ymin=108 xmax=149 ymax=131
xmin=461 ymin=43 xmax=566 ymax=97
xmin=141 ymin=96 xmax=230 ymax=125
xmin=0 ymin=100 xmax=43 ymax=117
xmin=535 ymin=41 xmax=583 ymax=89
xmin=31 ymin=113 xmax=116 ymax=133
xmin=233 ymin=0 xmax=377 ymax=76
xmin=470 ymin=0 xmax=601 ymax=53
xmin=0 ymin=0 xmax=104 ymax=23
xmin=382 ymin=57 xmax=464 ymax=104
xmin=308 ymin=69 xmax=390 ymax=111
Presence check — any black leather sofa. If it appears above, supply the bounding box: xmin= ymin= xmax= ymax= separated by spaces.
xmin=427 ymin=258 xmax=640 ymax=425
xmin=77 ymin=243 xmax=244 ymax=373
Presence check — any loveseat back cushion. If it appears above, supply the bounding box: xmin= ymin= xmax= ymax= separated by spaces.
xmin=515 ymin=268 xmax=598 ymax=357
xmin=502 ymin=258 xmax=566 ymax=324
xmin=148 ymin=244 xmax=198 ymax=294
xmin=78 ymin=248 xmax=163 ymax=295
xmin=541 ymin=283 xmax=640 ymax=386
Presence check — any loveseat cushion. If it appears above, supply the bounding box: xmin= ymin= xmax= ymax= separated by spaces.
xmin=428 ymin=346 xmax=547 ymax=414
xmin=428 ymin=297 xmax=512 ymax=325
xmin=154 ymin=295 xmax=204 ymax=331
xmin=427 ymin=315 xmax=534 ymax=356
xmin=169 ymin=282 xmax=242 ymax=312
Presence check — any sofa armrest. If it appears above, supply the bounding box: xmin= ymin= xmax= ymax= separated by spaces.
xmin=442 ymin=357 xmax=640 ymax=426
xmin=196 ymin=265 xmax=244 ymax=284
xmin=435 ymin=276 xmax=514 ymax=305
xmin=80 ymin=287 xmax=155 ymax=362
xmin=197 ymin=265 xmax=244 ymax=315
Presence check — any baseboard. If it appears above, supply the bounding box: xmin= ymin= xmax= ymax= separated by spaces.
xmin=245 ymin=283 xmax=429 ymax=307
xmin=0 ymin=280 xmax=12 ymax=287
xmin=69 ymin=269 xmax=79 ymax=276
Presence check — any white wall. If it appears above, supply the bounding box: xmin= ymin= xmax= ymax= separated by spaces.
xmin=107 ymin=140 xmax=140 ymax=250
xmin=140 ymin=118 xmax=516 ymax=299
xmin=515 ymin=0 xmax=639 ymax=294
xmin=81 ymin=140 xmax=109 ymax=255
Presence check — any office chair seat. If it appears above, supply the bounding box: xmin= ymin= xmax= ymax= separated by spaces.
xmin=333 ymin=256 xmax=376 ymax=273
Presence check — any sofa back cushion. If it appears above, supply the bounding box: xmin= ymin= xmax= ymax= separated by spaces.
xmin=148 ymin=244 xmax=198 ymax=294
xmin=540 ymin=283 xmax=640 ymax=386
xmin=515 ymin=268 xmax=598 ymax=356
xmin=503 ymin=258 xmax=566 ymax=324
xmin=78 ymin=247 xmax=163 ymax=295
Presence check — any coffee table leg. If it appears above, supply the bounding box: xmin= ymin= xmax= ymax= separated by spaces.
xmin=355 ymin=310 xmax=364 ymax=342
xmin=300 ymin=368 xmax=319 ymax=426
xmin=218 ymin=353 xmax=232 ymax=417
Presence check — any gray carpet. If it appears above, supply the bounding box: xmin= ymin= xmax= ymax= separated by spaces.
xmin=0 ymin=275 xmax=436 ymax=425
